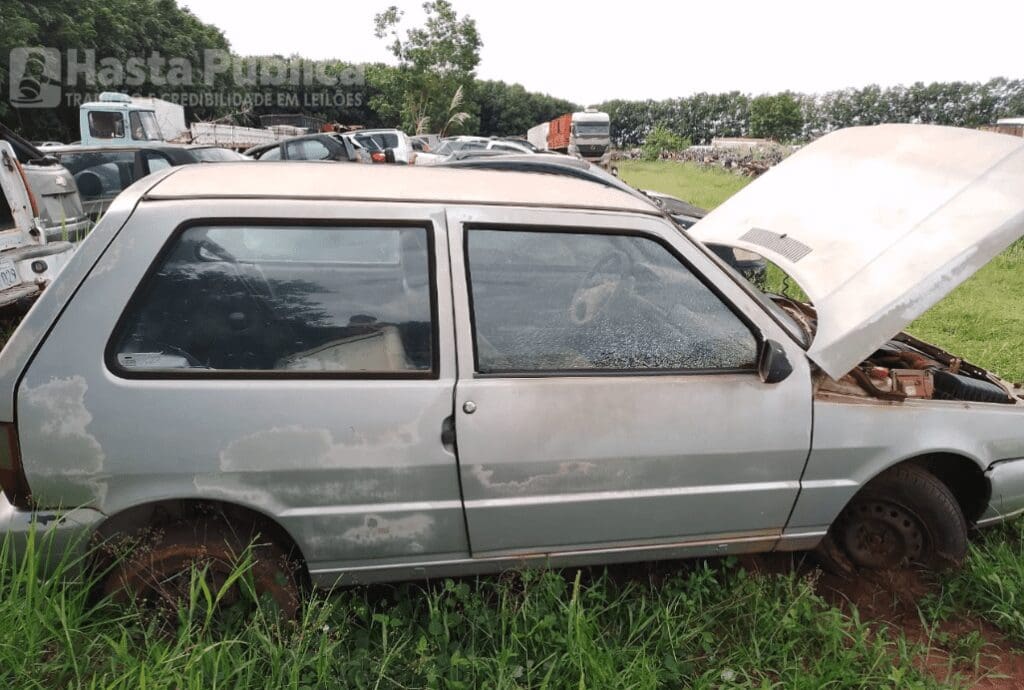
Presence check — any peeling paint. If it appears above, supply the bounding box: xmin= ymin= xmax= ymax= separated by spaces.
xmin=21 ymin=375 xmax=105 ymax=473
xmin=470 ymin=461 xmax=596 ymax=494
xmin=340 ymin=513 xmax=433 ymax=551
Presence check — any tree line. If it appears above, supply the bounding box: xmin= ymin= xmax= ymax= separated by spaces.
xmin=2 ymin=0 xmax=1020 ymax=145
xmin=599 ymin=79 xmax=1024 ymax=147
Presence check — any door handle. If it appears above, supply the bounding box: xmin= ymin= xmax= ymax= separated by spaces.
xmin=441 ymin=416 xmax=456 ymax=454
xmin=462 ymin=401 xmax=477 ymax=414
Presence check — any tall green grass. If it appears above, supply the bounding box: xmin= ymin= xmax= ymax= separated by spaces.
xmin=0 ymin=530 xmax=964 ymax=689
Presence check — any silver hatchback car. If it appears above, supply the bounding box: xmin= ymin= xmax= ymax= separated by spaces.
xmin=1 ymin=124 xmax=1023 ymax=614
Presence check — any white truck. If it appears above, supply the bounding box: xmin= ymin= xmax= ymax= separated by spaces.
xmin=79 ymin=93 xmax=297 ymax=150
xmin=527 ymin=109 xmax=612 ymax=167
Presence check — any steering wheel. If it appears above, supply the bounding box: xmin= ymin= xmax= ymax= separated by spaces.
xmin=569 ymin=252 xmax=629 ymax=325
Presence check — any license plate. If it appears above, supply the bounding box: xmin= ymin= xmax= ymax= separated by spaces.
xmin=0 ymin=259 xmax=20 ymax=290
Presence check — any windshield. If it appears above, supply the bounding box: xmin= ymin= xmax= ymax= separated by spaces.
xmin=574 ymin=122 xmax=609 ymax=137
xmin=130 ymin=111 xmax=163 ymax=141
xmin=192 ymin=147 xmax=247 ymax=162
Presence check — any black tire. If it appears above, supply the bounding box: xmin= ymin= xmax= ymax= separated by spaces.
xmin=101 ymin=519 xmax=302 ymax=621
xmin=817 ymin=463 xmax=967 ymax=573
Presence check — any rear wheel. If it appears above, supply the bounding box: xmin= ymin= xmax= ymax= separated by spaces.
xmin=818 ymin=463 xmax=967 ymax=573
xmin=101 ymin=519 xmax=301 ymax=621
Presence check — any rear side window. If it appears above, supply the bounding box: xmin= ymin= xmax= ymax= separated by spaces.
xmin=466 ymin=229 xmax=758 ymax=373
xmin=111 ymin=225 xmax=435 ymax=376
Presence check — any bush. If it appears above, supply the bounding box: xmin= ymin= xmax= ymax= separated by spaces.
xmin=641 ymin=124 xmax=691 ymax=160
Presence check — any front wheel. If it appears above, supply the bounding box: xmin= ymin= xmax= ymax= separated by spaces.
xmin=818 ymin=463 xmax=967 ymax=573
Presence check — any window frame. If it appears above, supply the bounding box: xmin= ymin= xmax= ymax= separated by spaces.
xmin=462 ymin=223 xmax=764 ymax=379
xmin=105 ymin=218 xmax=441 ymax=381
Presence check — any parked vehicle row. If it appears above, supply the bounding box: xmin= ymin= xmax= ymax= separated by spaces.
xmin=41 ymin=143 xmax=246 ymax=218
xmin=1 ymin=125 xmax=1023 ymax=617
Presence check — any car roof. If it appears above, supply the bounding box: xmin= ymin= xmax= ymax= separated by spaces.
xmin=355 ymin=128 xmax=404 ymax=134
xmin=142 ymin=161 xmax=659 ymax=214
xmin=43 ymin=143 xmax=219 ymax=154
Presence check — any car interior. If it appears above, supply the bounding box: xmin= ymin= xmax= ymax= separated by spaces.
xmin=113 ymin=226 xmax=434 ymax=373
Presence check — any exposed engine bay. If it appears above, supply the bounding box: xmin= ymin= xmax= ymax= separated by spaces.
xmin=774 ymin=297 xmax=1021 ymax=405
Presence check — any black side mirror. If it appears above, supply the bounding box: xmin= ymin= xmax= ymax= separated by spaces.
xmin=758 ymin=339 xmax=793 ymax=384
xmin=384 ymin=148 xmax=397 ymax=164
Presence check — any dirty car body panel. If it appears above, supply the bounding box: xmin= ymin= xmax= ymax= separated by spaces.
xmin=1 ymin=126 xmax=1023 ymax=585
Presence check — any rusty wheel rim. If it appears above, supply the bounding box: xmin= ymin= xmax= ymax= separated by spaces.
xmin=839 ymin=500 xmax=925 ymax=569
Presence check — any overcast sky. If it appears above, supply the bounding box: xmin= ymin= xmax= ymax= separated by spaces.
xmin=180 ymin=0 xmax=1023 ymax=105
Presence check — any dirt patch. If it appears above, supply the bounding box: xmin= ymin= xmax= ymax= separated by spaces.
xmin=812 ymin=565 xmax=1024 ymax=688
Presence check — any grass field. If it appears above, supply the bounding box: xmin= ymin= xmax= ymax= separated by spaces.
xmin=1 ymin=160 xmax=1023 ymax=688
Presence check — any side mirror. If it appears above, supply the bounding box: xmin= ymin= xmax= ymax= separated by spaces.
xmin=75 ymin=171 xmax=103 ymax=199
xmin=758 ymin=339 xmax=793 ymax=384
xmin=384 ymin=148 xmax=397 ymax=164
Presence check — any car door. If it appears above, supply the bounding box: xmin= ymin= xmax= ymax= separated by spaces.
xmin=447 ymin=206 xmax=813 ymax=557
xmin=17 ymin=199 xmax=469 ymax=578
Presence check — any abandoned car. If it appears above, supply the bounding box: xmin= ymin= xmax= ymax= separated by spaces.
xmin=0 ymin=124 xmax=1022 ymax=614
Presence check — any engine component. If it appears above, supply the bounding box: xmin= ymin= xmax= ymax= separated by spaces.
xmin=892 ymin=369 xmax=934 ymax=398
xmin=933 ymin=370 xmax=1013 ymax=404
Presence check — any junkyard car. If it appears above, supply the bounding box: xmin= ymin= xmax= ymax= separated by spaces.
xmin=1 ymin=125 xmax=1023 ymax=615
xmin=44 ymin=143 xmax=246 ymax=219
xmin=2 ymin=124 xmax=93 ymax=243
xmin=244 ymin=133 xmax=370 ymax=164
xmin=0 ymin=141 xmax=77 ymax=311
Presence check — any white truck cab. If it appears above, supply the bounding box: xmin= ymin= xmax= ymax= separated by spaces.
xmin=79 ymin=92 xmax=165 ymax=147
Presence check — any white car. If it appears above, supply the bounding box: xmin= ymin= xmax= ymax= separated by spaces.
xmin=352 ymin=129 xmax=416 ymax=164
xmin=423 ymin=137 xmax=538 ymax=163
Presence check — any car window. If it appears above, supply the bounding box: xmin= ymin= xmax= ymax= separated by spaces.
xmin=192 ymin=147 xmax=246 ymax=162
xmin=58 ymin=150 xmax=136 ymax=201
xmin=256 ymin=146 xmax=281 ymax=160
xmin=129 ymin=111 xmax=162 ymax=140
xmin=356 ymin=132 xmax=400 ymax=150
xmin=434 ymin=141 xmax=457 ymax=155
xmin=112 ymin=225 xmax=434 ymax=375
xmin=88 ymin=111 xmax=125 ymax=139
xmin=466 ymin=229 xmax=758 ymax=373
xmin=284 ymin=138 xmax=332 ymax=160
xmin=143 ymin=153 xmax=171 ymax=173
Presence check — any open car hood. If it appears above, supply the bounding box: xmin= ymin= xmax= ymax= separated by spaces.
xmin=691 ymin=124 xmax=1024 ymax=379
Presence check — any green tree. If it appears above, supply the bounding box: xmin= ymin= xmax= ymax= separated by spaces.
xmin=371 ymin=0 xmax=482 ymax=133
xmin=475 ymin=80 xmax=577 ymax=137
xmin=749 ymin=92 xmax=804 ymax=142
xmin=0 ymin=0 xmax=230 ymax=141
xmin=641 ymin=123 xmax=690 ymax=160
